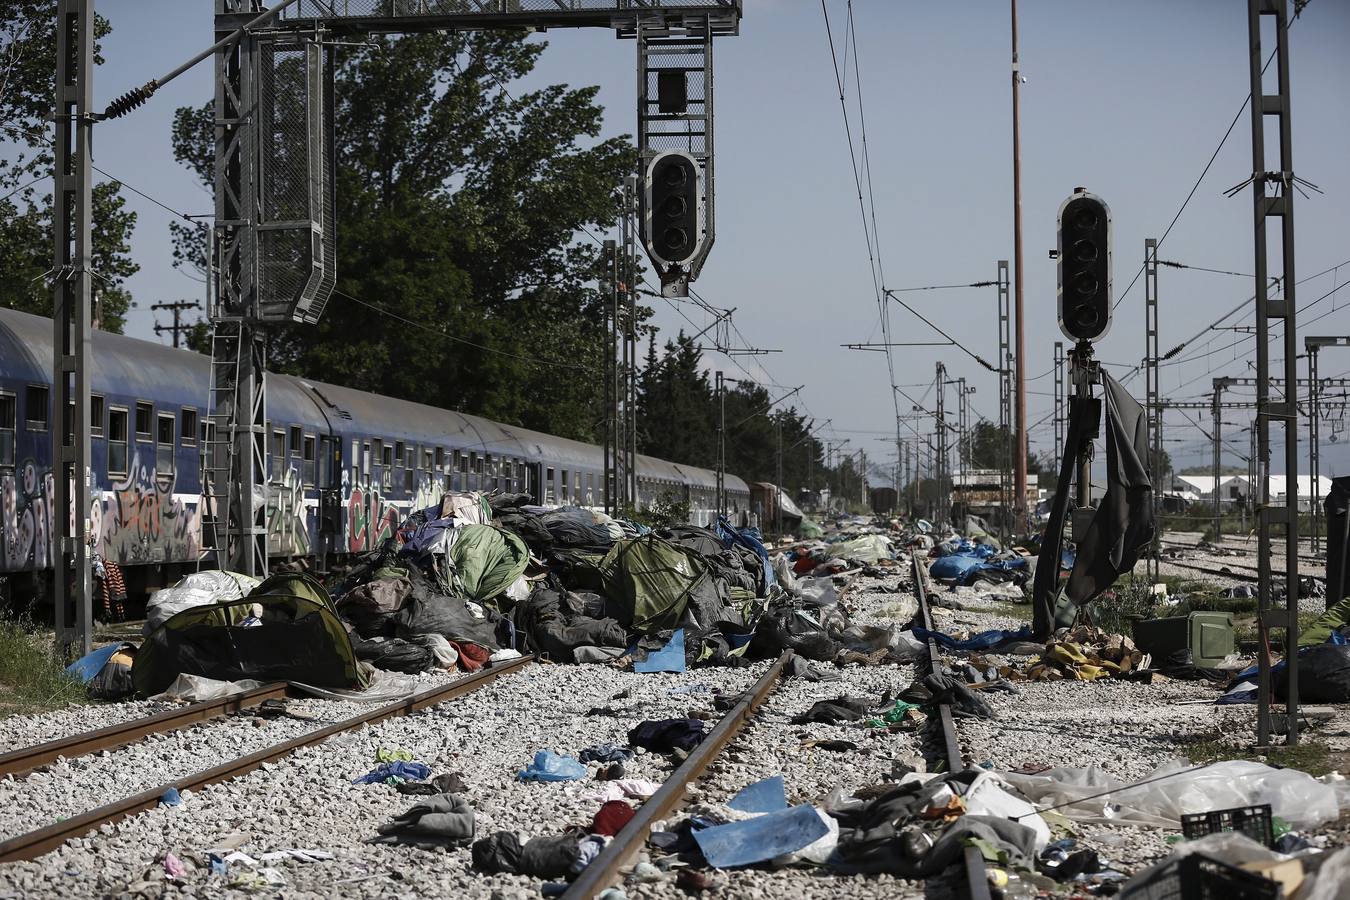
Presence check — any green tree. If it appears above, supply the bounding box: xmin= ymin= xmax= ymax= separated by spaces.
xmin=171 ymin=30 xmax=634 ymax=440
xmin=0 ymin=2 xmax=138 ymax=332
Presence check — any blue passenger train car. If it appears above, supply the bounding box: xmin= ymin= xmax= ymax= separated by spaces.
xmin=0 ymin=307 xmax=752 ymax=604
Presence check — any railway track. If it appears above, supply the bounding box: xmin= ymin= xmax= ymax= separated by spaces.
xmin=0 ymin=655 xmax=534 ymax=863
xmin=0 ymin=562 xmax=987 ymax=896
xmin=1161 ymin=555 xmax=1325 ymax=586
xmin=0 ymin=682 xmax=289 ymax=780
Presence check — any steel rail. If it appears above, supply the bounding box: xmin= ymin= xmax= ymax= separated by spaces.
xmin=561 ymin=650 xmax=793 ymax=900
xmin=912 ymin=554 xmax=992 ymax=900
xmin=0 ymin=682 xmax=291 ymax=779
xmin=0 ymin=655 xmax=534 ymax=863
xmin=1162 ymin=557 xmax=1324 ymax=585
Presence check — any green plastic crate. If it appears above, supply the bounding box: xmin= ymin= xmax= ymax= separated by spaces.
xmin=1132 ymin=612 xmax=1235 ymax=667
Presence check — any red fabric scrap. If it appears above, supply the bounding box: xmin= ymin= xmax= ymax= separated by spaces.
xmin=590 ymin=800 xmax=636 ymax=836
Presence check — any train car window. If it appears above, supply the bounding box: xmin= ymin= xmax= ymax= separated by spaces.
xmin=381 ymin=443 xmax=393 ymax=467
xmin=318 ymin=436 xmax=332 ymax=487
xmin=271 ymin=429 xmax=285 ymax=480
xmin=456 ymin=450 xmax=466 ymax=474
xmin=25 ymin=385 xmax=49 ymax=432
xmin=423 ymin=446 xmax=434 ymax=471
xmin=303 ymin=434 xmax=316 ymax=486
xmin=180 ymin=408 xmax=196 ymax=446
xmin=434 ymin=447 xmax=445 ymax=471
xmin=107 ymin=408 xmax=128 ymax=476
xmin=394 ymin=441 xmax=404 ymax=466
xmin=90 ymin=394 xmax=104 ymax=438
xmin=290 ymin=426 xmax=302 ymax=456
xmin=156 ymin=414 xmax=176 ymax=475
xmin=134 ymin=401 xmax=152 ymax=440
xmin=0 ymin=392 xmax=14 ymax=467
xmin=574 ymin=471 xmax=581 ymax=501
xmin=371 ymin=438 xmax=383 ymax=466
xmin=404 ymin=445 xmax=415 ymax=492
xmin=484 ymin=454 xmax=495 ymax=491
xmin=546 ymin=467 xmax=555 ymax=504
xmin=560 ymin=469 xmax=569 ymax=502
xmin=360 ymin=440 xmax=369 ymax=478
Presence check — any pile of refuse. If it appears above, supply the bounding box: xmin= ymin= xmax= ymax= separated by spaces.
xmin=66 ymin=493 xmax=935 ymax=700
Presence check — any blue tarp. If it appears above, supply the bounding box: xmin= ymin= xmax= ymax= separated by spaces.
xmin=912 ymin=625 xmax=1033 ymax=651
xmin=727 ymin=775 xmax=788 ymax=814
xmin=635 ymin=629 xmax=686 ymax=673
xmin=65 ymin=643 xmax=122 ymax=683
xmin=929 ymin=554 xmax=984 ymax=581
xmin=693 ymin=804 xmax=828 ymax=868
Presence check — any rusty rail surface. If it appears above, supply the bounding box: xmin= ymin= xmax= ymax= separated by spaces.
xmin=0 ymin=655 xmax=534 ymax=862
xmin=912 ymin=553 xmax=992 ymax=900
xmin=0 ymin=682 xmax=290 ymax=779
xmin=561 ymin=650 xmax=793 ymax=899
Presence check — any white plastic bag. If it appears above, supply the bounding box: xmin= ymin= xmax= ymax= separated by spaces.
xmin=964 ymin=772 xmax=1051 ymax=851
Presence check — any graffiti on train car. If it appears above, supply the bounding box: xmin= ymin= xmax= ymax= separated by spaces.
xmin=2 ymin=456 xmax=200 ymax=571
xmin=98 ymin=454 xmax=201 ymax=564
xmin=340 ymin=470 xmax=445 ymax=554
xmin=0 ymin=462 xmax=54 ymax=570
xmin=267 ymin=467 xmax=312 ymax=557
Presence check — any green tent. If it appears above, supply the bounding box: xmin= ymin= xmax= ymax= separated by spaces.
xmin=600 ymin=535 xmax=715 ymax=634
xmin=132 ymin=585 xmax=364 ymax=697
xmin=448 ymin=525 xmax=530 ymax=604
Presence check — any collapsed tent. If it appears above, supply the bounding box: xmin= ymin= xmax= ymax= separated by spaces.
xmin=599 ymin=535 xmax=720 ymax=634
xmin=132 ymin=572 xmax=365 ymax=696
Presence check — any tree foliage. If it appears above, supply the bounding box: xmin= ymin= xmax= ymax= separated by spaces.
xmin=173 ymin=31 xmax=634 ymax=441
xmin=0 ymin=1 xmax=137 ymax=332
xmin=636 ymin=333 xmax=849 ymax=497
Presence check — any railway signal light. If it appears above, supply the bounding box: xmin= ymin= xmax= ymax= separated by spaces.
xmin=643 ymin=151 xmax=703 ymax=269
xmin=1056 ymin=189 xmax=1112 ymax=343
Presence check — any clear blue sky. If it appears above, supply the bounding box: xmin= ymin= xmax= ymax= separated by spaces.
xmin=77 ymin=0 xmax=1350 ymax=479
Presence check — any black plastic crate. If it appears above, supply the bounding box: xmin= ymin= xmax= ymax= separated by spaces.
xmin=1121 ymin=854 xmax=1281 ymax=900
xmin=1180 ymin=803 xmax=1275 ymax=848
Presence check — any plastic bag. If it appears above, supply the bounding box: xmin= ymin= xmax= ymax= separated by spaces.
xmin=964 ymin=772 xmax=1050 ymax=851
xmin=1004 ymin=760 xmax=1339 ymax=830
xmin=1298 ymin=845 xmax=1350 ymax=900
xmin=518 ymin=750 xmax=586 ymax=783
xmin=1277 ymin=643 xmax=1350 ymax=702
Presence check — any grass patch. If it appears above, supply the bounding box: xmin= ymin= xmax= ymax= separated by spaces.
xmin=0 ymin=616 xmax=87 ymax=718
xmin=987 ymin=600 xmax=1032 ymax=622
xmin=1234 ymin=610 xmax=1323 ymax=649
xmin=1178 ymin=733 xmax=1337 ymax=777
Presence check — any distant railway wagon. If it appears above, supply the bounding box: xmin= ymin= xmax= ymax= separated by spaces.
xmin=0 ymin=307 xmax=752 ymax=603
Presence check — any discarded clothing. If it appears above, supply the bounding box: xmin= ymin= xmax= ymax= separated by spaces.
xmin=352 ymin=636 xmax=433 ymax=674
xmin=372 ymin=793 xmax=475 ymax=847
xmin=396 ymin=772 xmax=469 ymax=796
xmin=591 ymin=801 xmax=635 ymax=836
xmin=587 ymin=780 xmax=662 ymax=803
xmin=353 ymin=761 xmax=432 ymax=785
xmin=570 ymin=834 xmax=608 ymax=877
xmin=791 ymin=697 xmax=873 ymax=725
xmin=519 ymin=832 xmax=584 ymax=878
xmin=519 ymin=750 xmax=587 ymax=783
xmin=376 ymin=747 xmax=415 ymax=763
xmin=912 ymin=625 xmax=1032 ymax=652
xmin=578 ymin=744 xmax=633 ymax=764
xmin=472 ymin=831 xmax=524 ymax=874
xmin=634 ymin=629 xmax=686 ymax=673
xmin=1277 ymin=642 xmax=1350 ymax=702
xmin=902 ymin=674 xmax=995 ymax=719
xmin=628 ymin=718 xmax=706 ymax=753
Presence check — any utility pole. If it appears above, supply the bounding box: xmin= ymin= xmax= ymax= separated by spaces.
xmin=1145 ymin=238 xmax=1162 ymax=580
xmin=603 ymin=239 xmax=618 ymax=514
xmin=957 ymin=376 xmax=970 ymax=525
xmin=621 ymin=175 xmax=639 ymax=507
xmin=1053 ymin=340 xmax=1066 ymax=454
xmin=1247 ymin=0 xmax=1301 ymax=747
xmin=53 ymin=0 xmax=95 ymax=655
xmin=1211 ymin=378 xmax=1232 ymax=542
xmin=1308 ymin=344 xmax=1320 ymax=553
xmin=715 ymin=370 xmax=726 ymax=517
xmin=1304 ymin=337 xmax=1350 ymax=553
xmin=1010 ymin=0 xmax=1028 ymax=537
xmin=152 ymin=300 xmax=202 ymax=349
xmin=775 ymin=416 xmax=783 ymax=536
xmin=935 ymin=361 xmax=948 ymax=528
xmin=860 ymin=448 xmax=867 ymax=507
xmin=998 ymin=259 xmax=1013 ymax=543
